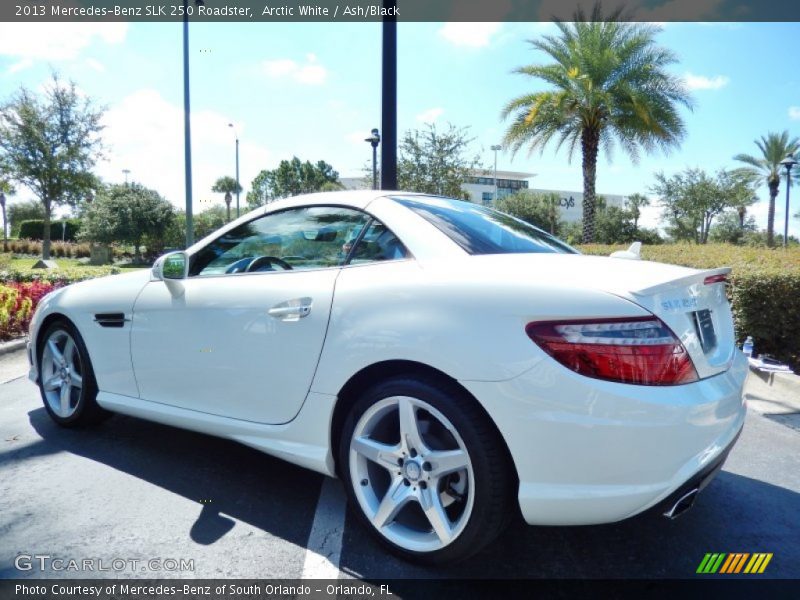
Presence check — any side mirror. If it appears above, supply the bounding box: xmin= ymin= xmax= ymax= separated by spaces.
xmin=152 ymin=251 xmax=189 ymax=281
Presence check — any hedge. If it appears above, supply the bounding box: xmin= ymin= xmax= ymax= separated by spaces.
xmin=579 ymin=244 xmax=800 ymax=370
xmin=4 ymin=239 xmax=94 ymax=259
xmin=17 ymin=218 xmax=81 ymax=242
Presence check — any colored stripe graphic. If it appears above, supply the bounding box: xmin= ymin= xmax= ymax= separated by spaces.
xmin=697 ymin=553 xmax=727 ymax=573
xmin=720 ymin=553 xmax=749 ymax=573
xmin=699 ymin=553 xmax=773 ymax=574
xmin=744 ymin=553 xmax=773 ymax=574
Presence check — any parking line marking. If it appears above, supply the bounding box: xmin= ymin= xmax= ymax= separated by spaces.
xmin=302 ymin=477 xmax=347 ymax=579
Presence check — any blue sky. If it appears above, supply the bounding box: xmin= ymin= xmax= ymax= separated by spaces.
xmin=0 ymin=21 xmax=798 ymax=235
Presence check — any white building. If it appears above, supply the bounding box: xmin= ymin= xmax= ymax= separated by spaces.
xmin=525 ymin=188 xmax=627 ymax=224
xmin=341 ymin=170 xmax=627 ymax=223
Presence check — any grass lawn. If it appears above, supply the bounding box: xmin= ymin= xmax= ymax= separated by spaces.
xmin=1 ymin=253 xmax=147 ymax=284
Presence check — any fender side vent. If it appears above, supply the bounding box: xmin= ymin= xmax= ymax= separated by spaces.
xmin=94 ymin=313 xmax=128 ymax=328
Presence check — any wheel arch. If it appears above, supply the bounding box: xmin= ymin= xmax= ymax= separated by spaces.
xmin=330 ymin=359 xmax=519 ymax=488
xmin=34 ymin=312 xmax=76 ymax=370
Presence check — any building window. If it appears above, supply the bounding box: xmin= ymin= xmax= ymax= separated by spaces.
xmin=481 ymin=192 xmax=494 ymax=205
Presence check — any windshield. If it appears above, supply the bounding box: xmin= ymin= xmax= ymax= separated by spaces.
xmin=392 ymin=196 xmax=578 ymax=256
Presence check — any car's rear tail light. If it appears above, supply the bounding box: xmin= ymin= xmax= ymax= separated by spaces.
xmin=704 ymin=274 xmax=728 ymax=285
xmin=526 ymin=317 xmax=698 ymax=386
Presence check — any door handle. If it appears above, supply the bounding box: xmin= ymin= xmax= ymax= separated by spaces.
xmin=268 ymin=298 xmax=312 ymax=321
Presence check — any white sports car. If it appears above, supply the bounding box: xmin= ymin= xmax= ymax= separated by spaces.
xmin=27 ymin=191 xmax=747 ymax=564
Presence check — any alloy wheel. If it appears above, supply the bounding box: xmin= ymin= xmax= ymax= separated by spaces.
xmin=348 ymin=395 xmax=475 ymax=553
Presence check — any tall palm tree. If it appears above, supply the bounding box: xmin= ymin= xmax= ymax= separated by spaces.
xmin=211 ymin=176 xmax=242 ymax=222
xmin=733 ymin=131 xmax=799 ymax=247
xmin=501 ymin=4 xmax=693 ymax=243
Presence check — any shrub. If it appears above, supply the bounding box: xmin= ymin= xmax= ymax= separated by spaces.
xmin=0 ymin=281 xmax=60 ymax=340
xmin=578 ymin=243 xmax=800 ymax=370
xmin=7 ymin=239 xmax=95 ymax=259
xmin=17 ymin=219 xmax=81 ymax=242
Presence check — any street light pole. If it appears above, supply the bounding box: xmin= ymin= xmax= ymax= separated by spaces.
xmin=182 ymin=0 xmax=201 ymax=247
xmin=780 ymin=153 xmax=797 ymax=248
xmin=122 ymin=169 xmax=130 ymax=185
xmin=491 ymin=145 xmax=502 ymax=204
xmin=229 ymin=123 xmax=240 ymax=218
xmin=381 ymin=9 xmax=397 ymax=190
xmin=365 ymin=129 xmax=381 ymax=190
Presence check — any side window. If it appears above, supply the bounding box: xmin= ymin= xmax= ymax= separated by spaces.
xmin=347 ymin=220 xmax=408 ymax=264
xmin=190 ymin=206 xmax=371 ymax=276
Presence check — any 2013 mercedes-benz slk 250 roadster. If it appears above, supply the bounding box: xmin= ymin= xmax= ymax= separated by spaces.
xmin=27 ymin=191 xmax=747 ymax=564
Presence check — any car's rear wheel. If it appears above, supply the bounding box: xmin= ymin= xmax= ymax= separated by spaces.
xmin=38 ymin=320 xmax=108 ymax=427
xmin=340 ymin=375 xmax=514 ymax=564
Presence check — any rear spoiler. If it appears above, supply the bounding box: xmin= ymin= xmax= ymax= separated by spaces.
xmin=631 ymin=267 xmax=732 ymax=297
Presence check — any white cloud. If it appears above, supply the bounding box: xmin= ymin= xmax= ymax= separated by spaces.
xmin=98 ymin=89 xmax=272 ymax=210
xmin=0 ymin=23 xmax=127 ymax=65
xmin=789 ymin=106 xmax=800 ymax=121
xmin=416 ymin=107 xmax=444 ymax=124
xmin=85 ymin=58 xmax=106 ymax=73
xmin=261 ymin=54 xmax=328 ymax=85
xmin=683 ymin=72 xmax=730 ymax=91
xmin=438 ymin=23 xmax=502 ymax=48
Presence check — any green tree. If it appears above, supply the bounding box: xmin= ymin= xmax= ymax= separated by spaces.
xmin=193 ymin=205 xmax=228 ymax=240
xmin=211 ymin=176 xmax=242 ymax=222
xmin=0 ymin=75 xmax=104 ymax=259
xmin=501 ymin=4 xmax=692 ymax=243
xmin=246 ymin=157 xmax=341 ymax=208
xmin=709 ymin=211 xmax=758 ymax=245
xmin=594 ymin=205 xmax=636 ymax=244
xmin=653 ymin=168 xmax=755 ymax=244
xmin=80 ymin=183 xmax=175 ymax=263
xmin=733 ymin=130 xmax=799 ymax=247
xmin=246 ymin=170 xmax=273 ymax=209
xmin=495 ymin=190 xmax=563 ymax=235
xmin=626 ymin=193 xmax=650 ymax=232
xmin=5 ymin=198 xmax=44 ymax=237
xmin=397 ymin=123 xmax=480 ymax=199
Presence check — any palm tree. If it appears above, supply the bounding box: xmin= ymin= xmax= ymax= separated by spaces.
xmin=211 ymin=176 xmax=242 ymax=222
xmin=626 ymin=193 xmax=650 ymax=232
xmin=501 ymin=4 xmax=693 ymax=243
xmin=733 ymin=131 xmax=799 ymax=247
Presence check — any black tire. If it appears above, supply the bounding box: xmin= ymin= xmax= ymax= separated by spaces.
xmin=37 ymin=319 xmax=109 ymax=428
xmin=339 ymin=374 xmax=514 ymax=565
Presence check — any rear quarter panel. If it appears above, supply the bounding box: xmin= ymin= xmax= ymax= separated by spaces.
xmin=311 ymin=258 xmax=653 ymax=393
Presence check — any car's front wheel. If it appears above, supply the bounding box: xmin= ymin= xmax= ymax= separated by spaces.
xmin=340 ymin=376 xmax=514 ymax=564
xmin=38 ymin=320 xmax=108 ymax=427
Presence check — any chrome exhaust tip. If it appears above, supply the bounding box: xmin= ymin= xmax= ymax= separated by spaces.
xmin=663 ymin=488 xmax=699 ymax=519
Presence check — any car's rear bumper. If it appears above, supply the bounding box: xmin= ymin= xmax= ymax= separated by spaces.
xmin=460 ymin=349 xmax=748 ymax=526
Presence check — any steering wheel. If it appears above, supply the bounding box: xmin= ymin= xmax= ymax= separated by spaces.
xmin=244 ymin=256 xmax=293 ymax=272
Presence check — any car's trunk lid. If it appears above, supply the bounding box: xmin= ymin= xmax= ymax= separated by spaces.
xmin=455 ymin=254 xmax=737 ymax=380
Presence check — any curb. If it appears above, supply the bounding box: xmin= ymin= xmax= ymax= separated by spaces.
xmin=0 ymin=338 xmax=27 ymax=357
xmin=744 ymin=365 xmax=800 ymax=415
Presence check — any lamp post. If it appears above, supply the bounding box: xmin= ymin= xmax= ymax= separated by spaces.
xmin=228 ymin=123 xmax=240 ymax=218
xmin=365 ymin=128 xmax=381 ymax=190
xmin=122 ymin=169 xmax=131 ymax=185
xmin=780 ymin=153 xmax=797 ymax=248
xmin=491 ymin=144 xmax=502 ymax=204
xmin=182 ymin=0 xmax=204 ymax=247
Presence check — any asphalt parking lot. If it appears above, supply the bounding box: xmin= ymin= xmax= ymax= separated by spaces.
xmin=1 ymin=353 xmax=799 ymax=581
